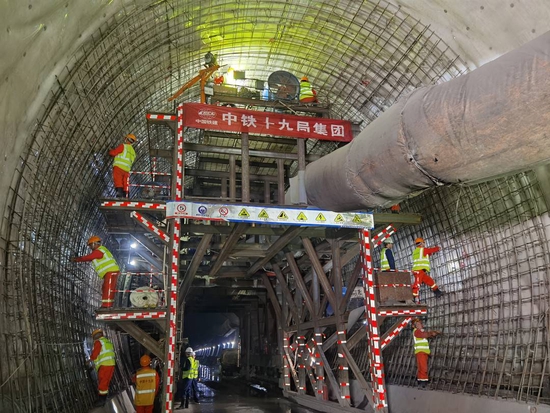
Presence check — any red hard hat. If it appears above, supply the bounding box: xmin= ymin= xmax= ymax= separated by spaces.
xmin=140 ymin=355 xmax=151 ymax=367
xmin=415 ymin=237 xmax=424 ymax=244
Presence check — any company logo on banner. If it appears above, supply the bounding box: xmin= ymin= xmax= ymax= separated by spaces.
xmin=181 ymin=103 xmax=353 ymax=142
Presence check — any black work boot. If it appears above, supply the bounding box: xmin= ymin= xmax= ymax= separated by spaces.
xmin=115 ymin=188 xmax=125 ymax=198
xmin=185 ymin=397 xmax=189 ymax=408
xmin=93 ymin=395 xmax=107 ymax=407
xmin=433 ymin=288 xmax=445 ymax=298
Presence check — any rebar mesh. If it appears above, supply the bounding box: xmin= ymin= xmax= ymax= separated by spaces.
xmin=382 ymin=171 xmax=550 ymax=404
xmin=1 ymin=0 xmax=467 ymax=411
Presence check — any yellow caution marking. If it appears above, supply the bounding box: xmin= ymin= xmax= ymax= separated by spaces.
xmin=278 ymin=211 xmax=289 ymax=220
xmin=238 ymin=208 xmax=250 ymax=218
xmin=258 ymin=209 xmax=269 ymax=219
xmin=334 ymin=214 xmax=345 ymax=223
xmin=315 ymin=213 xmax=326 ymax=222
xmin=296 ymin=212 xmax=308 ymax=222
xmin=352 ymin=214 xmax=363 ymax=223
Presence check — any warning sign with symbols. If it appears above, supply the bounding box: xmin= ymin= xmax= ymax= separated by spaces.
xmin=166 ymin=201 xmax=374 ymax=229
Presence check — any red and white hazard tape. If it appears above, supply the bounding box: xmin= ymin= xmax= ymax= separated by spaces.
xmin=131 ymin=211 xmax=170 ymax=243
xmin=378 ymin=308 xmax=427 ymax=316
xmin=101 ymin=201 xmax=166 ymax=210
xmin=381 ymin=317 xmax=413 ymax=350
xmin=372 ymin=224 xmax=396 ymax=247
xmin=175 ymin=105 xmax=184 ymax=200
xmin=376 ymin=283 xmax=412 ymax=288
xmin=130 ymin=171 xmax=171 ymax=176
xmin=146 ymin=113 xmax=177 ymax=121
xmin=95 ymin=310 xmax=166 ymax=320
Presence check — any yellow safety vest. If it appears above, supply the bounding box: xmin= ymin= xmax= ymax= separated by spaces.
xmin=113 ymin=143 xmax=136 ymax=172
xmin=95 ymin=337 xmax=116 ymax=370
xmin=412 ymin=247 xmax=431 ymax=271
xmin=182 ymin=357 xmax=199 ymax=379
xmin=91 ymin=246 xmax=120 ymax=279
xmin=413 ymin=328 xmax=431 ymax=355
xmin=299 ymin=81 xmax=315 ymax=101
xmin=135 ymin=367 xmax=157 ymax=406
xmin=380 ymin=248 xmax=389 ymax=270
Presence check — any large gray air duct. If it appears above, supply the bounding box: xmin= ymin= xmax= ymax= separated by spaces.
xmin=305 ymin=32 xmax=550 ymax=212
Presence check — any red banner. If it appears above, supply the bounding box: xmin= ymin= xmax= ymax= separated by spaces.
xmin=181 ymin=103 xmax=353 ymax=142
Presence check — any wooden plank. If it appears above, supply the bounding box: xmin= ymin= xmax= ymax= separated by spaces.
xmin=247 ymin=226 xmax=306 ymax=275
xmin=209 ymin=223 xmax=248 ymax=277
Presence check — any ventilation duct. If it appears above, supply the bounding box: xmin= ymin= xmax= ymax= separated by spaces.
xmin=305 ymin=31 xmax=550 ymax=211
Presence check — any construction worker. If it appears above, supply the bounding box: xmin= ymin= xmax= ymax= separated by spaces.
xmin=109 ymin=133 xmax=137 ymax=198
xmin=411 ymin=237 xmax=445 ymax=302
xmin=71 ymin=236 xmax=120 ymax=308
xmin=88 ymin=329 xmax=116 ymax=406
xmin=299 ymin=76 xmax=318 ymax=103
xmin=380 ymin=237 xmax=396 ymax=271
xmin=133 ymin=355 xmax=160 ymax=413
xmin=411 ymin=318 xmax=441 ymax=388
xmin=178 ymin=347 xmax=200 ymax=409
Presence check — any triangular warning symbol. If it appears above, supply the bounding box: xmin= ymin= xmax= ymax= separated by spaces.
xmin=334 ymin=214 xmax=345 ymax=223
xmin=258 ymin=209 xmax=269 ymax=219
xmin=352 ymin=214 xmax=363 ymax=223
xmin=238 ymin=208 xmax=250 ymax=218
xmin=296 ymin=212 xmax=308 ymax=221
xmin=315 ymin=213 xmax=326 ymax=222
xmin=278 ymin=211 xmax=289 ymax=220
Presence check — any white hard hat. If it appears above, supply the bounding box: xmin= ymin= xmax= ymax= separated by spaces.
xmin=185 ymin=347 xmax=194 ymax=353
xmin=384 ymin=237 xmax=394 ymax=244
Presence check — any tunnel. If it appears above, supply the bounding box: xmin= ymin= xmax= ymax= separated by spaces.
xmin=2 ymin=1 xmax=550 ymax=413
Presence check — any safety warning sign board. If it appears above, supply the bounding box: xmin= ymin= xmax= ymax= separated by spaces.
xmin=166 ymin=201 xmax=374 ymax=229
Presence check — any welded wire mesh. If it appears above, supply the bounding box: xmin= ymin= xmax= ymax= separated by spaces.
xmin=0 ymin=0 xmax=466 ymax=411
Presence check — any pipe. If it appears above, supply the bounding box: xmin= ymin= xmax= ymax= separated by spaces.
xmin=305 ymin=31 xmax=550 ymax=211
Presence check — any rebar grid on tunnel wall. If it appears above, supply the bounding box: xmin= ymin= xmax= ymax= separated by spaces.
xmin=376 ymin=171 xmax=550 ymax=404
xmin=0 ymin=1 xmax=465 ymax=411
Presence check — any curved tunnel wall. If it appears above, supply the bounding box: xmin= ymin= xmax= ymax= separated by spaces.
xmin=3 ymin=1 xmax=548 ymax=412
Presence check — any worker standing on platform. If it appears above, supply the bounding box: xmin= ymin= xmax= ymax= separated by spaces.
xmin=109 ymin=133 xmax=137 ymax=198
xmin=133 ymin=355 xmax=160 ymax=413
xmin=412 ymin=318 xmax=441 ymax=388
xmin=380 ymin=237 xmax=396 ymax=271
xmin=88 ymin=328 xmax=116 ymax=406
xmin=411 ymin=237 xmax=445 ymax=302
xmin=299 ymin=76 xmax=318 ymax=103
xmin=178 ymin=347 xmax=200 ymax=409
xmin=71 ymin=236 xmax=120 ymax=308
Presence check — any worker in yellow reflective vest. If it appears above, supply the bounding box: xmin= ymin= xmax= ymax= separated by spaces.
xmin=71 ymin=236 xmax=120 ymax=308
xmin=133 ymin=355 xmax=160 ymax=413
xmin=412 ymin=318 xmax=441 ymax=389
xmin=88 ymin=328 xmax=116 ymax=406
xmin=109 ymin=133 xmax=137 ymax=198
xmin=177 ymin=347 xmax=200 ymax=409
xmin=411 ymin=237 xmax=445 ymax=302
xmin=299 ymin=76 xmax=318 ymax=103
xmin=380 ymin=237 xmax=396 ymax=271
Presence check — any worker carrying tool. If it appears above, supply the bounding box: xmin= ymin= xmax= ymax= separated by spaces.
xmin=109 ymin=133 xmax=137 ymax=198
xmin=299 ymin=76 xmax=318 ymax=103
xmin=411 ymin=318 xmax=441 ymax=388
xmin=133 ymin=355 xmax=160 ymax=413
xmin=71 ymin=236 xmax=120 ymax=308
xmin=411 ymin=237 xmax=445 ymax=302
xmin=87 ymin=328 xmax=116 ymax=406
xmin=380 ymin=237 xmax=396 ymax=271
xmin=178 ymin=347 xmax=200 ymax=409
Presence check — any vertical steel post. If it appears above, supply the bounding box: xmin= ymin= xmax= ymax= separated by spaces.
xmin=360 ymin=229 xmax=388 ymax=410
xmin=229 ymin=155 xmax=236 ymax=202
xmin=241 ymin=133 xmax=250 ymax=203
xmin=277 ymin=158 xmax=285 ymax=205
xmin=221 ymin=177 xmax=228 ymax=200
xmin=264 ymin=181 xmax=271 ymax=204
xmin=297 ymin=139 xmax=307 ymax=204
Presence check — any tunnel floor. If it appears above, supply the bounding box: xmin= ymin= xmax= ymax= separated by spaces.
xmin=173 ymin=382 xmax=321 ymax=413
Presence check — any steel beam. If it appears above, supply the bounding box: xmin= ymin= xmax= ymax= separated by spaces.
xmin=116 ymin=321 xmax=165 ymax=361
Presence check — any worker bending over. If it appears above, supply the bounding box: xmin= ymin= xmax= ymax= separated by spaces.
xmin=88 ymin=329 xmax=116 ymax=406
xmin=412 ymin=318 xmax=441 ymax=388
xmin=133 ymin=355 xmax=160 ymax=413
xmin=109 ymin=133 xmax=137 ymax=198
xmin=178 ymin=347 xmax=200 ymax=409
xmin=411 ymin=237 xmax=445 ymax=302
xmin=71 ymin=236 xmax=120 ymax=308
xmin=380 ymin=237 xmax=396 ymax=271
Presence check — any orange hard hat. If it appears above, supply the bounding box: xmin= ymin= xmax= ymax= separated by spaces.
xmin=140 ymin=355 xmax=151 ymax=367
xmin=92 ymin=328 xmax=103 ymax=337
xmin=87 ymin=236 xmax=101 ymax=245
xmin=301 ymin=76 xmax=308 ymax=82
xmin=415 ymin=237 xmax=424 ymax=244
xmin=125 ymin=133 xmax=137 ymax=143
xmin=411 ymin=318 xmax=421 ymax=325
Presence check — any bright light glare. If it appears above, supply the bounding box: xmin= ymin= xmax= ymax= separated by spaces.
xmin=130 ymin=260 xmax=136 ymax=265
xmin=131 ymin=242 xmax=137 ymax=249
